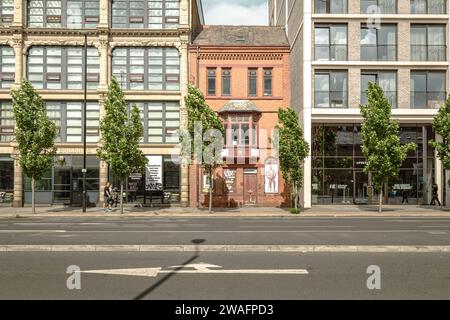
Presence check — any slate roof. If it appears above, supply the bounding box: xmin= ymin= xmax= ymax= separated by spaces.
xmin=192 ymin=25 xmax=289 ymax=47
xmin=218 ymin=100 xmax=262 ymax=113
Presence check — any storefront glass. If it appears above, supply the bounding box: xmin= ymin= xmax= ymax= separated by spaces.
xmin=0 ymin=156 xmax=13 ymax=205
xmin=312 ymin=124 xmax=434 ymax=205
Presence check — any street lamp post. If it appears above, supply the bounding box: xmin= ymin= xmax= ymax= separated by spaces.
xmin=82 ymin=33 xmax=88 ymax=213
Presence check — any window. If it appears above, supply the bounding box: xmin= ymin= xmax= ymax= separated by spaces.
xmin=28 ymin=0 xmax=100 ymax=28
xmin=315 ymin=25 xmax=347 ymax=61
xmin=27 ymin=46 xmax=99 ymax=90
xmin=361 ymin=0 xmax=396 ymax=13
xmin=0 ymin=0 xmax=14 ymax=26
xmin=411 ymin=0 xmax=446 ymax=14
xmin=314 ymin=0 xmax=347 ymax=13
xmin=45 ymin=101 xmax=99 ymax=143
xmin=112 ymin=0 xmax=179 ymax=29
xmin=0 ymin=46 xmax=14 ymax=89
xmin=263 ymin=68 xmax=272 ymax=96
xmin=127 ymin=102 xmax=179 ymax=143
xmin=112 ymin=47 xmax=179 ymax=91
xmin=225 ymin=114 xmax=257 ymax=147
xmin=314 ymin=71 xmax=348 ymax=108
xmin=411 ymin=71 xmax=446 ymax=109
xmin=411 ymin=25 xmax=446 ymax=61
xmin=361 ymin=71 xmax=397 ymax=108
xmin=361 ymin=25 xmax=397 ymax=61
xmin=248 ymin=68 xmax=257 ymax=96
xmin=222 ymin=68 xmax=231 ymax=96
xmin=207 ymin=68 xmax=216 ymax=95
xmin=0 ymin=101 xmax=13 ymax=142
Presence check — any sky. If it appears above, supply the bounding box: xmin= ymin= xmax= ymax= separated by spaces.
xmin=201 ymin=0 xmax=268 ymax=26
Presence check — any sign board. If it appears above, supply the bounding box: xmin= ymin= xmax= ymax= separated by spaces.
xmin=393 ymin=184 xmax=412 ymax=190
xmin=145 ymin=156 xmax=163 ymax=191
xmin=264 ymin=159 xmax=278 ymax=193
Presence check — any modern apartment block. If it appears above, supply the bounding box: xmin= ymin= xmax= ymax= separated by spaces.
xmin=0 ymin=0 xmax=204 ymax=207
xmin=269 ymin=0 xmax=449 ymax=207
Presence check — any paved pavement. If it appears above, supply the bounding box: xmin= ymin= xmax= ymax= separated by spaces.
xmin=0 ymin=204 xmax=449 ymax=217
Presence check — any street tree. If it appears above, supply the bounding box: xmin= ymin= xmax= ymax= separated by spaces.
xmin=12 ymin=80 xmax=57 ymax=214
xmin=360 ymin=82 xmax=416 ymax=213
xmin=429 ymin=95 xmax=450 ymax=193
xmin=97 ymin=77 xmax=148 ymax=214
xmin=276 ymin=108 xmax=310 ymax=212
xmin=183 ymin=85 xmax=224 ymax=213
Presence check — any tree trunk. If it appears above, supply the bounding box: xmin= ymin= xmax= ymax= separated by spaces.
xmin=120 ymin=181 xmax=124 ymax=214
xmin=31 ymin=176 xmax=36 ymax=214
xmin=378 ymin=185 xmax=383 ymax=213
xmin=197 ymin=163 xmax=201 ymax=208
xmin=208 ymin=167 xmax=213 ymax=213
xmin=293 ymin=184 xmax=298 ymax=210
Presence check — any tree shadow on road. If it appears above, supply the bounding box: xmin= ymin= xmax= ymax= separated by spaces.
xmin=133 ymin=239 xmax=205 ymax=300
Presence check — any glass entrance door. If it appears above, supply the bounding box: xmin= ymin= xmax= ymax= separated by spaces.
xmin=353 ymin=171 xmax=368 ymax=204
xmin=54 ymin=167 xmax=71 ymax=204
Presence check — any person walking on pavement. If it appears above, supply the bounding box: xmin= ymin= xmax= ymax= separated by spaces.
xmin=104 ymin=182 xmax=112 ymax=212
xmin=430 ymin=183 xmax=441 ymax=206
xmin=401 ymin=189 xmax=409 ymax=204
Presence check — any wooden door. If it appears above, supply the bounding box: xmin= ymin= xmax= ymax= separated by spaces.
xmin=244 ymin=169 xmax=257 ymax=205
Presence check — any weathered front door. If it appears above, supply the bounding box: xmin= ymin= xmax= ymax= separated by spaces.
xmin=244 ymin=169 xmax=257 ymax=205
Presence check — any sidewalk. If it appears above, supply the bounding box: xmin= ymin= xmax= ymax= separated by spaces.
xmin=0 ymin=204 xmax=449 ymax=218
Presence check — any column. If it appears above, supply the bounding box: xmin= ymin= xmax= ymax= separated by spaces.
xmin=12 ymin=157 xmax=23 ymax=208
xmin=98 ymin=97 xmax=108 ymax=207
xmin=98 ymin=37 xmax=109 ymax=91
xmin=11 ymin=38 xmax=23 ymax=86
xmin=12 ymin=0 xmax=23 ymax=27
xmin=99 ymin=0 xmax=110 ymax=28
xmin=302 ymin=0 xmax=312 ymax=209
xmin=179 ymin=39 xmax=189 ymax=207
xmin=179 ymin=0 xmax=189 ymax=27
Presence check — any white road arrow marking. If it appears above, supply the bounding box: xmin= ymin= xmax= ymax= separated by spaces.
xmin=82 ymin=262 xmax=308 ymax=277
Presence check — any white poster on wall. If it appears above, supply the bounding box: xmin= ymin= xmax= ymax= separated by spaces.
xmin=145 ymin=156 xmax=163 ymax=191
xmin=264 ymin=159 xmax=278 ymax=193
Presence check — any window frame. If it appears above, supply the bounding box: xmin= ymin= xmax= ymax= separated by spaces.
xmin=314 ymin=0 xmax=347 ymax=14
xmin=360 ymin=24 xmax=397 ymax=61
xmin=221 ymin=68 xmax=231 ymax=96
xmin=410 ymin=0 xmax=446 ymax=14
xmin=111 ymin=0 xmax=180 ymax=29
xmin=360 ymin=0 xmax=397 ymax=14
xmin=410 ymin=70 xmax=447 ymax=109
xmin=27 ymin=0 xmax=100 ymax=29
xmin=314 ymin=70 xmax=348 ymax=108
xmin=112 ymin=47 xmax=180 ymax=91
xmin=0 ymin=46 xmax=14 ymax=89
xmin=411 ymin=24 xmax=446 ymax=61
xmin=263 ymin=68 xmax=273 ymax=96
xmin=207 ymin=68 xmax=216 ymax=96
xmin=0 ymin=0 xmax=14 ymax=27
xmin=248 ymin=68 xmax=258 ymax=97
xmin=360 ymin=71 xmax=398 ymax=108
xmin=314 ymin=24 xmax=348 ymax=61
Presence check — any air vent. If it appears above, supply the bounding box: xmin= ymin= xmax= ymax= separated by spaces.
xmin=235 ymin=35 xmax=246 ymax=42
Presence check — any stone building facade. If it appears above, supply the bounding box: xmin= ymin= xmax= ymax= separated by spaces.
xmin=0 ymin=0 xmax=204 ymax=207
xmin=188 ymin=25 xmax=291 ymax=207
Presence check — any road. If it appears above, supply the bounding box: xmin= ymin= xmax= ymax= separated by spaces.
xmin=0 ymin=216 xmax=449 ymax=299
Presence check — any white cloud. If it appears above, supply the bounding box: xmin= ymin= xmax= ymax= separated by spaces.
xmin=204 ymin=2 xmax=268 ymax=25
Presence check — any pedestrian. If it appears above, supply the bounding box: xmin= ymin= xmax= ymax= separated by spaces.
xmin=401 ymin=189 xmax=409 ymax=204
xmin=104 ymin=182 xmax=112 ymax=212
xmin=430 ymin=183 xmax=441 ymax=206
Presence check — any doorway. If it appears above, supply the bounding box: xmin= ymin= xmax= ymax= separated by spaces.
xmin=353 ymin=171 xmax=368 ymax=204
xmin=244 ymin=168 xmax=257 ymax=205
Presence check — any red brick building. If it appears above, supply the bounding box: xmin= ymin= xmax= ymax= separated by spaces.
xmin=188 ymin=25 xmax=291 ymax=207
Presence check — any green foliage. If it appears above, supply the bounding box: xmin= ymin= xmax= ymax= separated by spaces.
xmin=12 ymin=80 xmax=57 ymax=181
xmin=97 ymin=76 xmax=148 ymax=183
xmin=430 ymin=95 xmax=450 ymax=186
xmin=277 ymin=108 xmax=310 ymax=209
xmin=360 ymin=83 xmax=416 ymax=190
xmin=182 ymin=85 xmax=224 ymax=169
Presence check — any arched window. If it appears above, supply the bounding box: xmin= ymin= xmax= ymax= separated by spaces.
xmin=28 ymin=0 xmax=100 ymax=28
xmin=112 ymin=47 xmax=180 ymax=91
xmin=27 ymin=46 xmax=100 ymax=90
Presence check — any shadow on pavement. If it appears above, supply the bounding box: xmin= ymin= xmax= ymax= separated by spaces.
xmin=133 ymin=239 xmax=205 ymax=300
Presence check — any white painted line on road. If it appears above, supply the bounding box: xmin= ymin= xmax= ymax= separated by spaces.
xmin=82 ymin=262 xmax=309 ymax=277
xmin=428 ymin=231 xmax=447 ymax=235
xmin=62 ymin=230 xmax=448 ymax=233
xmin=1 ymin=245 xmax=450 ymax=253
xmin=0 ymin=230 xmax=66 ymax=233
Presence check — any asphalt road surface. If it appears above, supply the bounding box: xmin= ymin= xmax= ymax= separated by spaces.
xmin=0 ymin=216 xmax=449 ymax=245
xmin=1 ymin=216 xmax=450 ymax=299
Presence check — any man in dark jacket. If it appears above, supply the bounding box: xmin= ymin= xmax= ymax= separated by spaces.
xmin=430 ymin=183 xmax=441 ymax=206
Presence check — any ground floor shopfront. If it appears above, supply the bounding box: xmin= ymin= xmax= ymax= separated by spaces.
xmin=0 ymin=153 xmax=183 ymax=207
xmin=311 ymin=124 xmax=439 ymax=206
